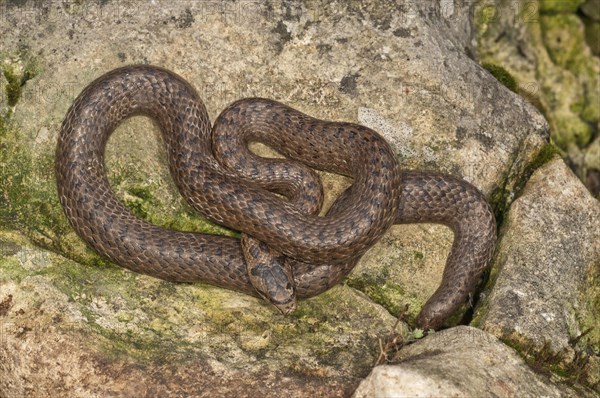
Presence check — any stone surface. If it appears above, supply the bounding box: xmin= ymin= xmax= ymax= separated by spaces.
xmin=582 ymin=17 xmax=600 ymax=57
xmin=540 ymin=0 xmax=587 ymax=13
xmin=476 ymin=0 xmax=600 ymax=195
xmin=478 ymin=158 xmax=600 ymax=389
xmin=353 ymin=326 xmax=596 ymax=398
xmin=581 ymin=0 xmax=600 ymax=21
xmin=1 ymin=0 xmax=548 ymax=328
xmin=0 ymin=230 xmax=393 ymax=397
xmin=0 ymin=0 xmax=576 ymax=396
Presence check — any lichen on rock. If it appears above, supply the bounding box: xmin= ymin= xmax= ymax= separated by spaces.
xmin=0 ymin=0 xmax=596 ymax=396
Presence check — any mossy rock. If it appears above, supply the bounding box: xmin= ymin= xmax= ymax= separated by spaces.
xmin=1 ymin=61 xmax=39 ymax=107
xmin=552 ymin=109 xmax=594 ymax=148
xmin=539 ymin=0 xmax=586 ymax=14
xmin=481 ymin=63 xmax=518 ymax=93
xmin=538 ymin=13 xmax=599 ymax=147
xmin=541 ymin=14 xmax=591 ymax=73
xmin=529 ymin=143 xmax=562 ymax=171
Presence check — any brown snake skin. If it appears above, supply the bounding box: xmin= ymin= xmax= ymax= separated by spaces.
xmin=55 ymin=65 xmax=496 ymax=330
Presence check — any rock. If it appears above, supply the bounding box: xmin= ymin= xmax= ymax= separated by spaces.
xmin=437 ymin=0 xmax=478 ymax=58
xmin=584 ymin=137 xmax=600 ymax=196
xmin=0 ymin=230 xmax=395 ymax=397
xmin=580 ymin=0 xmax=600 ymax=21
xmin=478 ymin=158 xmax=600 ymax=389
xmin=581 ymin=0 xmax=600 ymax=58
xmin=582 ymin=18 xmax=600 ymax=56
xmin=539 ymin=0 xmax=587 ymax=13
xmin=1 ymin=0 xmax=548 ymax=330
xmin=353 ymin=326 xmax=596 ymax=397
xmin=540 ymin=14 xmax=599 ymax=129
xmin=475 ymin=0 xmax=600 ymax=192
xmin=0 ymin=0 xmax=564 ymax=396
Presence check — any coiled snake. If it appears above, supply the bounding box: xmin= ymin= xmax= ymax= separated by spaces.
xmin=55 ymin=65 xmax=496 ymax=330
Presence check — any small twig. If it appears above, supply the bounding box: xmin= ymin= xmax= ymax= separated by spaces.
xmin=375 ymin=304 xmax=410 ymax=365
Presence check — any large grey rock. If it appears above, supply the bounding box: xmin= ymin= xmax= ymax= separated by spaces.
xmin=0 ymin=0 xmax=559 ymax=396
xmin=478 ymin=157 xmax=600 ymax=389
xmin=353 ymin=326 xmax=596 ymax=397
xmin=1 ymin=0 xmax=547 ymax=326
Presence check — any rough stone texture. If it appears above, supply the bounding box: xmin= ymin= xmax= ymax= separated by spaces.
xmin=436 ymin=0 xmax=478 ymax=59
xmin=1 ymin=0 xmax=548 ymax=326
xmin=0 ymin=0 xmax=567 ymax=396
xmin=353 ymin=326 xmax=596 ymax=398
xmin=478 ymin=158 xmax=600 ymax=389
xmin=0 ymin=230 xmax=394 ymax=397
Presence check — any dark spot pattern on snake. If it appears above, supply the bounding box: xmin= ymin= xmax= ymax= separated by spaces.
xmin=56 ymin=65 xmax=496 ymax=330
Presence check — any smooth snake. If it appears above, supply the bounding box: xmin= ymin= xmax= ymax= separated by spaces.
xmin=55 ymin=65 xmax=496 ymax=330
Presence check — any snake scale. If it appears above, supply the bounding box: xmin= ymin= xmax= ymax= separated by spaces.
xmin=55 ymin=65 xmax=496 ymax=330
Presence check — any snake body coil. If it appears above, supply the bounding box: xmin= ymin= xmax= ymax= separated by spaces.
xmin=56 ymin=65 xmax=496 ymax=330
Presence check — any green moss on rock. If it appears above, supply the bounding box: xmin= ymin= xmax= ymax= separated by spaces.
xmin=579 ymin=262 xmax=600 ymax=354
xmin=489 ymin=181 xmax=511 ymax=229
xmin=2 ymin=61 xmax=38 ymax=107
xmin=529 ymin=143 xmax=562 ymax=171
xmin=3 ymin=66 xmax=22 ymax=107
xmin=552 ymin=111 xmax=593 ymax=148
xmin=0 ymin=129 xmax=75 ymax=254
xmin=481 ymin=63 xmax=518 ymax=93
xmin=540 ymin=13 xmax=599 ymax=132
xmin=541 ymin=14 xmax=589 ymax=71
xmin=539 ymin=0 xmax=586 ymax=14
xmin=0 ymin=249 xmax=31 ymax=284
xmin=346 ymin=271 xmax=422 ymax=322
xmin=108 ymin=161 xmax=238 ymax=238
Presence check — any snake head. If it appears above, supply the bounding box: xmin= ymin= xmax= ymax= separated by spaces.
xmin=241 ymin=236 xmax=297 ymax=315
xmin=249 ymin=259 xmax=297 ymax=315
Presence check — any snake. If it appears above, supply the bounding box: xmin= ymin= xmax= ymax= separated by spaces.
xmin=55 ymin=65 xmax=496 ymax=330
